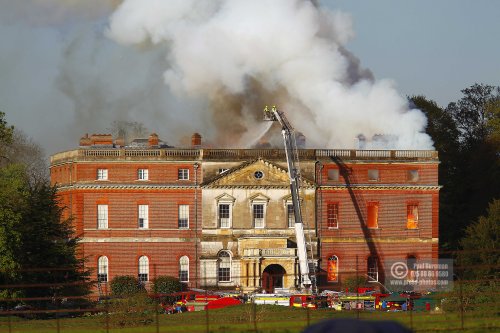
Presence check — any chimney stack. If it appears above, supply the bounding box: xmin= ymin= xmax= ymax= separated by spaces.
xmin=79 ymin=133 xmax=92 ymax=147
xmin=148 ymin=133 xmax=159 ymax=147
xmin=296 ymin=132 xmax=306 ymax=149
xmin=191 ymin=133 xmax=202 ymax=148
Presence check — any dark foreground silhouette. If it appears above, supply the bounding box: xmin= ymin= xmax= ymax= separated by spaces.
xmin=302 ymin=318 xmax=412 ymax=333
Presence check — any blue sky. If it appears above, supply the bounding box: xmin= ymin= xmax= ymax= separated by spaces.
xmin=323 ymin=0 xmax=500 ymax=106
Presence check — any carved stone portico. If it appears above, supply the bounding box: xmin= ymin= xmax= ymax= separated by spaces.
xmin=239 ymin=236 xmax=298 ymax=292
xmin=200 ymin=158 xmax=317 ymax=291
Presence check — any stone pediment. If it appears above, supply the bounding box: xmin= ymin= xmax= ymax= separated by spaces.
xmin=215 ymin=193 xmax=236 ymax=202
xmin=202 ymin=158 xmax=314 ymax=188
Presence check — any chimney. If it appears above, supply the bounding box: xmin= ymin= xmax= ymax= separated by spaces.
xmin=79 ymin=133 xmax=92 ymax=147
xmin=191 ymin=133 xmax=202 ymax=148
xmin=90 ymin=134 xmax=113 ymax=146
xmin=296 ymin=132 xmax=306 ymax=149
xmin=357 ymin=134 xmax=366 ymax=149
xmin=148 ymin=133 xmax=159 ymax=147
xmin=115 ymin=137 xmax=125 ymax=147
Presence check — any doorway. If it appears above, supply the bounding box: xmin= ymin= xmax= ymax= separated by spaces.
xmin=262 ymin=264 xmax=286 ymax=293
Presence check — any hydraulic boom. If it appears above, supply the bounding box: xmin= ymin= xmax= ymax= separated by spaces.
xmin=263 ymin=105 xmax=312 ymax=290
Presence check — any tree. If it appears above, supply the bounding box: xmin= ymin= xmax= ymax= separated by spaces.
xmin=445 ymin=83 xmax=500 ymax=146
xmin=485 ymin=97 xmax=500 ymax=150
xmin=0 ymin=111 xmax=14 ymax=160
xmin=459 ymin=199 xmax=500 ymax=281
xmin=0 ymin=163 xmax=91 ymax=308
xmin=410 ymin=96 xmax=464 ymax=249
xmin=3 ymin=129 xmax=48 ymax=183
xmin=0 ymin=164 xmax=28 ymax=296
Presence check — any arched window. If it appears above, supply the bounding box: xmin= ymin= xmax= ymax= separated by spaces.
xmin=327 ymin=255 xmax=338 ymax=282
xmin=179 ymin=256 xmax=189 ymax=282
xmin=407 ymin=255 xmax=417 ymax=281
xmin=218 ymin=251 xmax=231 ymax=282
xmin=97 ymin=256 xmax=108 ymax=283
xmin=138 ymin=256 xmax=149 ymax=282
xmin=367 ymin=256 xmax=378 ymax=282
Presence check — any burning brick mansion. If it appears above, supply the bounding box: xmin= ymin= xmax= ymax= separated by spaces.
xmin=50 ymin=132 xmax=440 ymax=293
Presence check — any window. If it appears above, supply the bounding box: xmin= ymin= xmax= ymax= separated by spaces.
xmin=138 ymin=205 xmax=148 ymax=229
xmin=179 ymin=256 xmax=189 ymax=282
xmin=218 ymin=204 xmax=231 ymax=228
xmin=138 ymin=169 xmax=149 ymax=180
xmin=407 ymin=169 xmax=419 ymax=182
xmin=178 ymin=205 xmax=189 ymax=229
xmin=327 ymin=169 xmax=339 ymax=181
xmin=97 ymin=204 xmax=108 ymax=229
xmin=138 ymin=256 xmax=149 ymax=282
xmin=367 ymin=256 xmax=378 ymax=282
xmin=367 ymin=203 xmax=379 ymax=228
xmin=407 ymin=204 xmax=418 ymax=229
xmin=327 ymin=255 xmax=338 ymax=282
xmin=97 ymin=169 xmax=108 ymax=180
xmin=178 ymin=168 xmax=189 ymax=180
xmin=327 ymin=203 xmax=339 ymax=228
xmin=254 ymin=171 xmax=264 ymax=179
xmin=97 ymin=256 xmax=108 ymax=283
xmin=216 ymin=194 xmax=235 ymax=228
xmin=253 ymin=204 xmax=265 ymax=228
xmin=368 ymin=169 xmax=379 ymax=181
xmin=287 ymin=204 xmax=295 ymax=228
xmin=407 ymin=255 xmax=418 ymax=282
xmin=218 ymin=251 xmax=231 ymax=282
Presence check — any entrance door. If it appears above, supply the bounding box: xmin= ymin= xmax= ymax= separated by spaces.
xmin=262 ymin=264 xmax=286 ymax=293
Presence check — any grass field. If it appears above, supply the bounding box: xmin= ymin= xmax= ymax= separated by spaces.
xmin=1 ymin=304 xmax=498 ymax=333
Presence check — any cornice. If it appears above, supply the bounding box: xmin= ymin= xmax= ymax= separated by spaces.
xmin=319 ymin=184 xmax=441 ymax=191
xmin=56 ymin=183 xmax=197 ymax=191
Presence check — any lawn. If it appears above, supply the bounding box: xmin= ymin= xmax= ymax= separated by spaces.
xmin=0 ymin=304 xmax=498 ymax=333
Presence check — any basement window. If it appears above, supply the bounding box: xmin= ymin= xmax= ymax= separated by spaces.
xmin=97 ymin=169 xmax=108 ymax=181
xmin=327 ymin=169 xmax=339 ymax=181
xmin=138 ymin=169 xmax=149 ymax=181
xmin=178 ymin=168 xmax=189 ymax=180
xmin=407 ymin=170 xmax=419 ymax=182
xmin=368 ymin=169 xmax=379 ymax=181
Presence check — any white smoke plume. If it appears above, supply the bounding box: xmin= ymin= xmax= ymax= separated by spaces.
xmin=107 ymin=0 xmax=433 ymax=149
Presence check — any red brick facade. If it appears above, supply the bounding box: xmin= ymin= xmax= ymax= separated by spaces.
xmin=50 ymin=141 xmax=439 ymax=293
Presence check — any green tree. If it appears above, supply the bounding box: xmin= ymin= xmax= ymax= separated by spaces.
xmin=18 ymin=181 xmax=91 ymax=305
xmin=0 ymin=111 xmax=14 ymax=160
xmin=0 ymin=163 xmax=91 ymax=308
xmin=459 ymin=199 xmax=500 ymax=280
xmin=0 ymin=164 xmax=28 ymax=294
xmin=445 ymin=83 xmax=500 ymax=146
xmin=485 ymin=97 xmax=500 ymax=150
xmin=410 ymin=96 xmax=464 ymax=249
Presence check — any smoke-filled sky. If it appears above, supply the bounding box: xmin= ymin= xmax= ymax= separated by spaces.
xmin=1 ymin=0 xmax=499 ymax=156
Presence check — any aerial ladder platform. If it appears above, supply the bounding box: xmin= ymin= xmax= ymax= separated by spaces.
xmin=263 ymin=105 xmax=313 ymax=291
